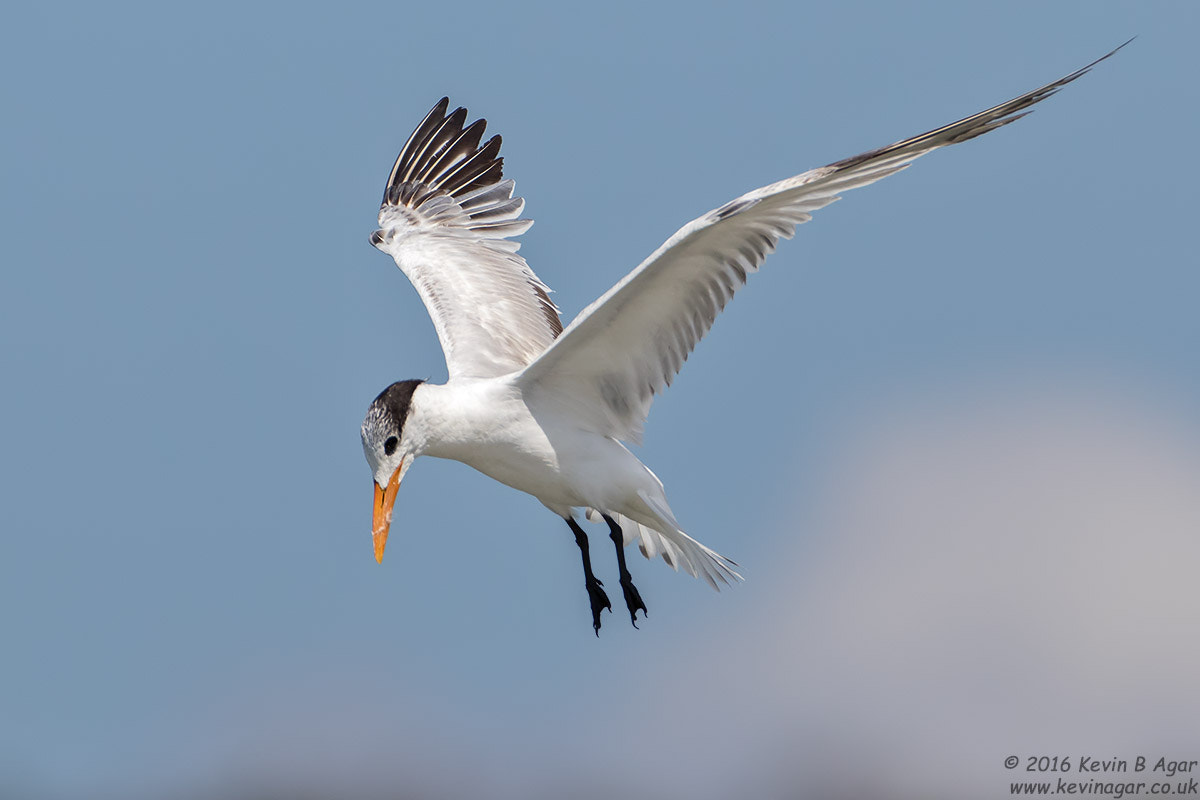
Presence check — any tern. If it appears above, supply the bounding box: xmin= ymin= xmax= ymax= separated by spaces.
xmin=361 ymin=43 xmax=1125 ymax=634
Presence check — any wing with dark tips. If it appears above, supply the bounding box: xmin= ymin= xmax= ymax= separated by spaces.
xmin=519 ymin=42 xmax=1128 ymax=443
xmin=372 ymin=98 xmax=562 ymax=379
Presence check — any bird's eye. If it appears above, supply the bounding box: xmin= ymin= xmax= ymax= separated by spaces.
xmin=384 ymin=436 xmax=398 ymax=456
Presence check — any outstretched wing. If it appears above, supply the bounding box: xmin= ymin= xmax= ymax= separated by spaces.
xmin=518 ymin=43 xmax=1127 ymax=443
xmin=371 ymin=98 xmax=562 ymax=380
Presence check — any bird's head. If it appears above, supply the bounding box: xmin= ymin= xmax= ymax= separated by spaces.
xmin=360 ymin=379 xmax=425 ymax=563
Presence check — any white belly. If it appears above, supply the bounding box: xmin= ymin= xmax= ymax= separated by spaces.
xmin=398 ymin=381 xmax=740 ymax=584
xmin=412 ymin=379 xmax=659 ymax=516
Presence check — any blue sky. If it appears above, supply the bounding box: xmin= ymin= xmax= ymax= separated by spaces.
xmin=2 ymin=2 xmax=1197 ymax=798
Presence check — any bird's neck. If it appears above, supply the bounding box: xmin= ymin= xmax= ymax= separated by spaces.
xmin=405 ymin=380 xmax=511 ymax=461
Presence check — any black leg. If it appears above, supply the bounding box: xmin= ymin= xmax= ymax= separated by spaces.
xmin=602 ymin=514 xmax=648 ymax=627
xmin=566 ymin=517 xmax=611 ymax=636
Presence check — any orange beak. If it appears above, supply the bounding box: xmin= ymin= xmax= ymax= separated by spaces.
xmin=372 ymin=464 xmax=403 ymax=563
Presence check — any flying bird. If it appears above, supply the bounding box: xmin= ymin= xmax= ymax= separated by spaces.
xmin=361 ymin=43 xmax=1126 ymax=634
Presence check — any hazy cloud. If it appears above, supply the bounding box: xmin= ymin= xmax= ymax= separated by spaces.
xmin=606 ymin=380 xmax=1200 ymax=798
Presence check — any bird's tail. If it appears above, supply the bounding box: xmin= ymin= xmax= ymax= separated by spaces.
xmin=587 ymin=492 xmax=742 ymax=590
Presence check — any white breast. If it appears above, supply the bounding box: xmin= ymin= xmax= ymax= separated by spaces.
xmin=409 ymin=379 xmax=660 ymax=516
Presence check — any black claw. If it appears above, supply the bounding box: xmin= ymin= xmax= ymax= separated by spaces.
xmin=620 ymin=577 xmax=648 ymax=627
xmin=586 ymin=576 xmax=612 ymax=635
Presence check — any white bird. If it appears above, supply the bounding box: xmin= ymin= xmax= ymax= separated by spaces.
xmin=361 ymin=43 xmax=1126 ymax=634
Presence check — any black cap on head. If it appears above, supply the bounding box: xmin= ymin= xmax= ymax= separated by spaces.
xmin=367 ymin=379 xmax=425 ymax=436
